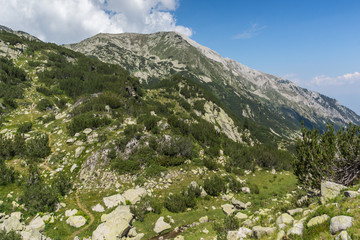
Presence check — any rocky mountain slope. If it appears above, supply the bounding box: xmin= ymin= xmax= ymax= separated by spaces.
xmin=66 ymin=32 xmax=360 ymax=140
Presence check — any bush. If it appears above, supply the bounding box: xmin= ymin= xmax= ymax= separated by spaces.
xmin=203 ymin=158 xmax=218 ymax=170
xmin=249 ymin=183 xmax=260 ymax=194
xmin=17 ymin=121 xmax=32 ymax=133
xmin=203 ymin=175 xmax=225 ymax=196
xmin=26 ymin=133 xmax=51 ymax=159
xmin=0 ymin=157 xmax=18 ymax=186
xmin=213 ymin=215 xmax=239 ymax=240
xmin=67 ymin=112 xmax=111 ymax=136
xmin=164 ymin=193 xmax=187 ymax=213
xmin=112 ymin=158 xmax=140 ymax=174
xmin=0 ymin=230 xmax=22 ymax=240
xmin=228 ymin=177 xmax=243 ymax=193
xmin=36 ymin=99 xmax=53 ymax=111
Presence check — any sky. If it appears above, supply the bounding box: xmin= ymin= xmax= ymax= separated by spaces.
xmin=0 ymin=0 xmax=359 ymax=114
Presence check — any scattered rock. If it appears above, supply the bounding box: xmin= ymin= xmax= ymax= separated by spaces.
xmin=344 ymin=191 xmax=360 ymax=198
xmin=235 ymin=212 xmax=248 ymax=220
xmin=70 ymin=164 xmax=78 ymax=173
xmin=320 ymin=181 xmax=346 ymax=204
xmin=221 ymin=204 xmax=236 ymax=216
xmin=92 ymin=205 xmax=133 ymax=240
xmin=307 ymin=214 xmax=329 ymax=228
xmin=276 ymin=230 xmax=285 ymax=240
xmin=276 ymin=213 xmax=294 ymax=227
xmin=123 ymin=188 xmax=147 ymax=204
xmin=1 ymin=216 xmax=24 ymax=232
xmin=174 ymin=236 xmax=184 ymax=240
xmin=83 ymin=128 xmax=93 ymax=135
xmin=287 ymin=221 xmax=304 ymax=236
xmin=227 ymin=227 xmax=252 ymax=240
xmin=10 ymin=212 xmax=22 ymax=220
xmin=335 ymin=230 xmax=352 ymax=240
xmin=66 ymin=215 xmax=87 ymax=228
xmin=231 ymin=198 xmax=247 ymax=209
xmin=29 ymin=215 xmax=45 ymax=232
xmin=75 ymin=146 xmax=85 ymax=158
xmin=252 ymin=226 xmax=275 ymax=239
xmin=287 ymin=208 xmax=303 ymax=216
xmin=65 ymin=209 xmax=78 ymax=217
xmin=103 ymin=194 xmax=125 ymax=208
xmin=199 ymin=216 xmax=208 ymax=223
xmin=20 ymin=226 xmax=42 ymax=240
xmin=241 ymin=187 xmax=250 ymax=193
xmin=92 ymin=204 xmax=105 ymax=213
xmin=154 ymin=217 xmax=171 ymax=234
xmin=330 ymin=216 xmax=353 ymax=235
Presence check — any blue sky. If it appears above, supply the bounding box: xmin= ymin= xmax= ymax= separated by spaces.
xmin=173 ymin=0 xmax=360 ymax=114
xmin=0 ymin=0 xmax=359 ymax=114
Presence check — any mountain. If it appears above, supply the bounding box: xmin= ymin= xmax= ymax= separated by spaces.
xmin=66 ymin=32 xmax=360 ymax=141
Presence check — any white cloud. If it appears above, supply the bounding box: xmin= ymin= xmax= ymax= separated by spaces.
xmin=312 ymin=72 xmax=360 ymax=86
xmin=234 ymin=23 xmax=266 ymax=39
xmin=0 ymin=0 xmax=191 ymax=44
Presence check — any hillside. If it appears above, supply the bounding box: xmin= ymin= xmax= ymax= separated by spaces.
xmin=66 ymin=32 xmax=360 ymax=140
xmin=1 ymin=27 xmax=360 ymax=240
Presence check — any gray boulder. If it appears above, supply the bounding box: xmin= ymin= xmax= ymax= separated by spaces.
xmin=235 ymin=212 xmax=248 ymax=220
xmin=344 ymin=191 xmax=360 ymax=198
xmin=276 ymin=213 xmax=294 ymax=226
xmin=1 ymin=216 xmax=24 ymax=232
xmin=231 ymin=198 xmax=247 ymax=209
xmin=320 ymin=181 xmax=346 ymax=204
xmin=122 ymin=188 xmax=147 ymax=204
xmin=92 ymin=205 xmax=133 ymax=240
xmin=252 ymin=226 xmax=275 ymax=239
xmin=92 ymin=204 xmax=105 ymax=212
xmin=21 ymin=226 xmax=42 ymax=240
xmin=221 ymin=204 xmax=236 ymax=216
xmin=227 ymin=227 xmax=252 ymax=240
xmin=103 ymin=194 xmax=125 ymax=208
xmin=307 ymin=214 xmax=329 ymax=228
xmin=287 ymin=208 xmax=303 ymax=216
xmin=330 ymin=216 xmax=353 ymax=235
xmin=29 ymin=215 xmax=45 ymax=232
xmin=335 ymin=231 xmax=352 ymax=240
xmin=153 ymin=216 xmax=171 ymax=234
xmin=287 ymin=221 xmax=304 ymax=236
xmin=66 ymin=215 xmax=87 ymax=228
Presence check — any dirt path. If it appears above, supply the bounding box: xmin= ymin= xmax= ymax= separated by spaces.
xmin=69 ymin=188 xmax=95 ymax=240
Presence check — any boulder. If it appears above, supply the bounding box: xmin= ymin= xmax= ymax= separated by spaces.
xmin=21 ymin=226 xmax=42 ymax=240
xmin=335 ymin=231 xmax=352 ymax=240
xmin=320 ymin=181 xmax=346 ymax=204
xmin=122 ymin=188 xmax=147 ymax=204
xmin=276 ymin=230 xmax=285 ymax=240
xmin=1 ymin=216 xmax=24 ymax=232
xmin=252 ymin=226 xmax=275 ymax=239
xmin=235 ymin=212 xmax=248 ymax=220
xmin=83 ymin=128 xmax=93 ymax=135
xmin=75 ymin=146 xmax=85 ymax=158
xmin=242 ymin=187 xmax=250 ymax=193
xmin=92 ymin=204 xmax=105 ymax=212
xmin=307 ymin=214 xmax=329 ymax=228
xmin=330 ymin=216 xmax=353 ymax=235
xmin=287 ymin=221 xmax=304 ymax=236
xmin=287 ymin=208 xmax=303 ymax=216
xmin=103 ymin=194 xmax=125 ymax=208
xmin=174 ymin=236 xmax=185 ymax=240
xmin=221 ymin=204 xmax=236 ymax=216
xmin=231 ymin=198 xmax=247 ymax=209
xmin=65 ymin=209 xmax=78 ymax=217
xmin=276 ymin=213 xmax=294 ymax=226
xmin=153 ymin=216 xmax=171 ymax=234
xmin=10 ymin=212 xmax=22 ymax=220
xmin=92 ymin=205 xmax=133 ymax=240
xmin=227 ymin=227 xmax=252 ymax=240
xmin=29 ymin=215 xmax=45 ymax=232
xmin=66 ymin=215 xmax=87 ymax=228
xmin=344 ymin=191 xmax=360 ymax=198
xmin=199 ymin=216 xmax=209 ymax=223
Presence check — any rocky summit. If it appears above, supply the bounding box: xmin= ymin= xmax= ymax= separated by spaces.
xmin=0 ymin=25 xmax=360 ymax=240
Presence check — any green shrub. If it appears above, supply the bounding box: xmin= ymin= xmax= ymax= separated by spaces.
xmin=145 ymin=163 xmax=166 ymax=177
xmin=36 ymin=99 xmax=53 ymax=111
xmin=0 ymin=230 xmax=22 ymax=240
xmin=0 ymin=157 xmax=18 ymax=186
xmin=26 ymin=133 xmax=51 ymax=159
xmin=112 ymin=158 xmax=140 ymax=174
xmin=203 ymin=175 xmax=225 ymax=196
xmin=17 ymin=121 xmax=32 ymax=133
xmin=203 ymin=158 xmax=218 ymax=170
xmin=228 ymin=177 xmax=243 ymax=193
xmin=213 ymin=215 xmax=239 ymax=240
xmin=67 ymin=112 xmax=111 ymax=135
xmin=164 ymin=193 xmax=187 ymax=213
xmin=42 ymin=114 xmax=55 ymax=124
xmin=249 ymin=183 xmax=260 ymax=194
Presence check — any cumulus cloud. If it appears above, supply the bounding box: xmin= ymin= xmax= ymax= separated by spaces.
xmin=0 ymin=0 xmax=192 ymax=44
xmin=234 ymin=23 xmax=266 ymax=39
xmin=312 ymin=72 xmax=360 ymax=86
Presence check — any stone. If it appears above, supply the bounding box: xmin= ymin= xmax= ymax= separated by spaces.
xmin=122 ymin=188 xmax=147 ymax=204
xmin=75 ymin=146 xmax=85 ymax=158
xmin=330 ymin=216 xmax=353 ymax=235
xmin=276 ymin=230 xmax=285 ymax=240
xmin=320 ymin=181 xmax=346 ymax=204
xmin=221 ymin=204 xmax=236 ymax=216
xmin=287 ymin=221 xmax=304 ymax=236
xmin=174 ymin=236 xmax=184 ymax=240
xmin=307 ymin=214 xmax=330 ymax=228
xmin=252 ymin=226 xmax=275 ymax=239
xmin=92 ymin=205 xmax=133 ymax=240
xmin=1 ymin=216 xmax=24 ymax=232
xmin=227 ymin=227 xmax=252 ymax=240
xmin=66 ymin=138 xmax=75 ymax=144
xmin=276 ymin=213 xmax=294 ymax=226
xmin=21 ymin=226 xmax=42 ymax=240
xmin=235 ymin=212 xmax=248 ymax=220
xmin=29 ymin=215 xmax=45 ymax=232
xmin=92 ymin=204 xmax=105 ymax=213
xmin=288 ymin=208 xmax=303 ymax=216
xmin=103 ymin=194 xmax=125 ymax=208
xmin=153 ymin=217 xmax=171 ymax=234
xmin=83 ymin=128 xmax=92 ymax=135
xmin=344 ymin=191 xmax=360 ymax=198
xmin=70 ymin=164 xmax=78 ymax=173
xmin=335 ymin=231 xmax=352 ymax=240
xmin=242 ymin=187 xmax=250 ymax=193
xmin=10 ymin=212 xmax=22 ymax=220
xmin=231 ymin=198 xmax=247 ymax=209
xmin=203 ymin=228 xmax=209 ymax=234
xmin=199 ymin=216 xmax=208 ymax=223
xmin=65 ymin=209 xmax=78 ymax=217
xmin=66 ymin=215 xmax=87 ymax=228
